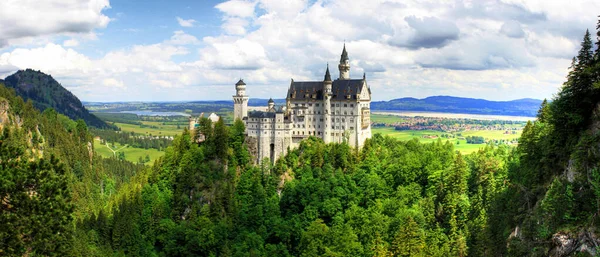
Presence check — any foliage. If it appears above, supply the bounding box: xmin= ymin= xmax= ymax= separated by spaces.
xmin=3 ymin=69 xmax=113 ymax=129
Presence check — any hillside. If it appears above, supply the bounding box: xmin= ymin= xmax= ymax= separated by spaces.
xmin=371 ymin=96 xmax=542 ymax=117
xmin=3 ymin=69 xmax=111 ymax=128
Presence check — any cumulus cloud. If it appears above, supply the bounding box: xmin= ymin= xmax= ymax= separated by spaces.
xmin=2 ymin=0 xmax=600 ymax=101
xmin=63 ymin=39 xmax=80 ymax=47
xmin=215 ymin=0 xmax=256 ymax=18
xmin=198 ymin=37 xmax=269 ymax=70
xmin=0 ymin=0 xmax=110 ymax=47
xmin=389 ymin=16 xmax=460 ymax=49
xmin=500 ymin=20 xmax=525 ymax=38
xmin=176 ymin=17 xmax=196 ymax=27
xmin=103 ymin=78 xmax=125 ymax=89
xmin=167 ymin=31 xmax=200 ymax=45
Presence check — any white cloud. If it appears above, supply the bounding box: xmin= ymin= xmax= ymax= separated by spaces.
xmin=0 ymin=0 xmax=110 ymax=47
xmin=0 ymin=0 xmax=598 ymax=102
xmin=63 ymin=39 xmax=80 ymax=47
xmin=103 ymin=78 xmax=125 ymax=88
xmin=215 ymin=0 xmax=256 ymax=18
xmin=176 ymin=17 xmax=196 ymax=27
xmin=167 ymin=31 xmax=200 ymax=45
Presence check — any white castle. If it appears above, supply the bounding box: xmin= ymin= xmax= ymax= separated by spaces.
xmin=234 ymin=45 xmax=372 ymax=163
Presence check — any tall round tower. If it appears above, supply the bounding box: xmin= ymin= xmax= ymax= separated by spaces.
xmin=323 ymin=64 xmax=332 ymax=143
xmin=338 ymin=44 xmax=350 ymax=80
xmin=233 ymin=79 xmax=249 ymax=121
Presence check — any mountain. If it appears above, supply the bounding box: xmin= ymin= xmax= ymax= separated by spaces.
xmin=2 ymin=69 xmax=111 ymax=128
xmin=370 ymin=96 xmax=543 ymax=116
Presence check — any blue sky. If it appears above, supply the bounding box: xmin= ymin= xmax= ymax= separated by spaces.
xmin=0 ymin=0 xmax=598 ymax=102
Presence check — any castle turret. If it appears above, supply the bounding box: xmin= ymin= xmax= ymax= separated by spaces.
xmin=324 ymin=64 xmax=332 ymax=143
xmin=338 ymin=44 xmax=350 ymax=80
xmin=268 ymin=98 xmax=275 ymax=111
xmin=233 ymin=79 xmax=249 ymax=121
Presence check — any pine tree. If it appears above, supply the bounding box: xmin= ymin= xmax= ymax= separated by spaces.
xmin=0 ymin=126 xmax=73 ymax=256
xmin=391 ymin=216 xmax=425 ymax=257
xmin=370 ymin=232 xmax=391 ymax=257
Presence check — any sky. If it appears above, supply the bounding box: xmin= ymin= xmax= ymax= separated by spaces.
xmin=0 ymin=0 xmax=598 ymax=102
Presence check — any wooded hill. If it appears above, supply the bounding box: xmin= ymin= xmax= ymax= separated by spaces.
xmin=2 ymin=69 xmax=111 ymax=129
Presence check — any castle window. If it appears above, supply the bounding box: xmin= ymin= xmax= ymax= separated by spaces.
xmin=350 ymin=104 xmax=354 ymax=107
xmin=344 ymin=104 xmax=347 ymax=107
xmin=316 ymin=103 xmax=320 ymax=107
xmin=336 ymin=104 xmax=339 ymax=107
xmin=350 ymin=127 xmax=354 ymax=130
xmin=344 ymin=111 xmax=347 ymax=115
xmin=309 ymin=103 xmax=312 ymax=106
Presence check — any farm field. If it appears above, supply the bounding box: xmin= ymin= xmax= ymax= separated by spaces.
xmin=94 ymin=140 xmax=165 ymax=164
xmin=371 ymin=127 xmax=521 ymax=154
xmin=114 ymin=122 xmax=182 ymax=137
xmin=371 ymin=114 xmax=406 ymax=124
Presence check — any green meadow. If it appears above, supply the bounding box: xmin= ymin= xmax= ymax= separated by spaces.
xmin=371 ymin=114 xmax=406 ymax=124
xmin=371 ymin=127 xmax=521 ymax=154
xmin=93 ymin=140 xmax=165 ymax=165
xmin=113 ymin=121 xmax=182 ymax=137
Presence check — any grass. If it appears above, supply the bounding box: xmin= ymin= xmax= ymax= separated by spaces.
xmin=372 ymin=127 xmax=522 ymax=154
xmin=94 ymin=140 xmax=165 ymax=165
xmin=371 ymin=114 xmax=406 ymax=124
xmin=113 ymin=122 xmax=183 ymax=137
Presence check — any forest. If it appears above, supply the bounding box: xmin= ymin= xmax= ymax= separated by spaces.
xmin=2 ymin=17 xmax=600 ymax=257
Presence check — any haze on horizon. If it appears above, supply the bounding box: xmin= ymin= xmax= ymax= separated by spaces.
xmin=0 ymin=0 xmax=598 ymax=102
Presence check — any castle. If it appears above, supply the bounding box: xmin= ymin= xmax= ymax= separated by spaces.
xmin=234 ymin=45 xmax=372 ymax=163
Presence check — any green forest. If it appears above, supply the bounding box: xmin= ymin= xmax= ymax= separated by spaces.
xmin=2 ymin=18 xmax=600 ymax=257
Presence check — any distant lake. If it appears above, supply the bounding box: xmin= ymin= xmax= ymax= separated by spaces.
xmin=113 ymin=111 xmax=191 ymax=117
xmin=373 ymin=111 xmax=535 ymax=121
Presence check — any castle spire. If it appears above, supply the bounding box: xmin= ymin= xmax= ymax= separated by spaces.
xmin=340 ymin=43 xmax=349 ymax=62
xmin=324 ymin=63 xmax=332 ymax=81
xmin=338 ymin=44 xmax=350 ymax=80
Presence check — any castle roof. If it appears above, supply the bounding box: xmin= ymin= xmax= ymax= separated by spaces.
xmin=287 ymin=79 xmax=366 ymax=101
xmin=268 ymin=98 xmax=274 ymax=103
xmin=236 ymin=79 xmax=246 ymax=86
xmin=324 ymin=64 xmax=332 ymax=82
xmin=340 ymin=44 xmax=349 ymax=62
xmin=248 ymin=110 xmax=276 ymax=118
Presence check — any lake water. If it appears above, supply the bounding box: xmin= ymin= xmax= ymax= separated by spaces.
xmin=373 ymin=111 xmax=535 ymax=121
xmin=116 ymin=111 xmax=191 ymax=117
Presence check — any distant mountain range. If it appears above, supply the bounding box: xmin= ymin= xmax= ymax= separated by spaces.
xmin=370 ymin=96 xmax=543 ymax=117
xmin=1 ymin=69 xmax=111 ymax=128
xmin=245 ymin=96 xmax=542 ymax=117
xmin=88 ymin=96 xmax=543 ymax=117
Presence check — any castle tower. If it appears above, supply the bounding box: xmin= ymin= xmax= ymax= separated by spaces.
xmin=233 ymin=79 xmax=249 ymax=121
xmin=323 ymin=64 xmax=332 ymax=143
xmin=268 ymin=98 xmax=275 ymax=111
xmin=338 ymin=44 xmax=350 ymax=80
